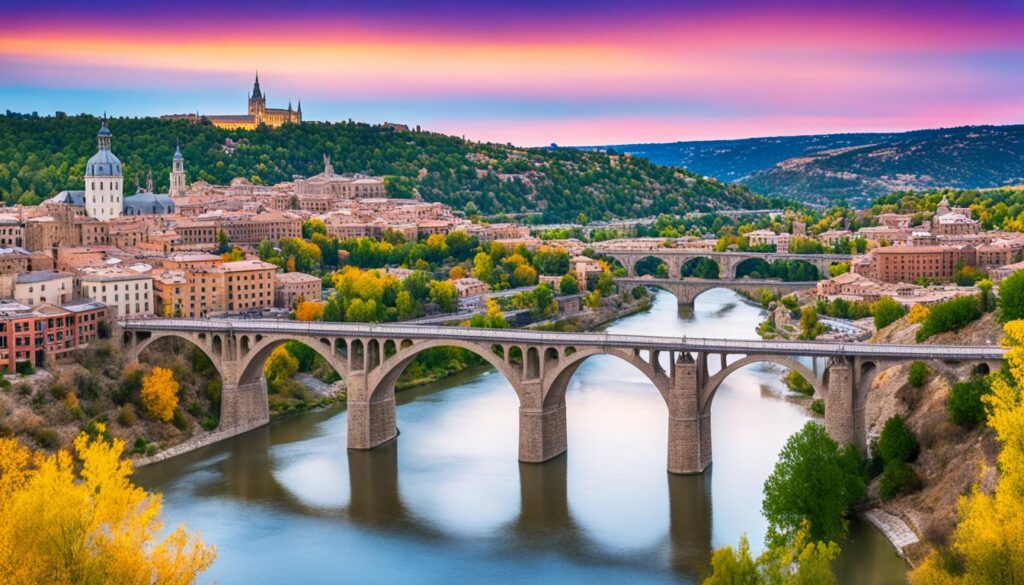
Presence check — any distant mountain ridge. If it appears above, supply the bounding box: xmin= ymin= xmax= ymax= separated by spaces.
xmin=603 ymin=124 xmax=1024 ymax=206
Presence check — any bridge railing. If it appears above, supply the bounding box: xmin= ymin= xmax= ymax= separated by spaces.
xmin=118 ymin=318 xmax=1006 ymax=360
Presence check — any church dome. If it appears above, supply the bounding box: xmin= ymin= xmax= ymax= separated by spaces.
xmin=85 ymin=149 xmax=122 ymax=177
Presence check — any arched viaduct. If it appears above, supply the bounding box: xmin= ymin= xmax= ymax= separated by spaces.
xmin=615 ymin=277 xmax=818 ymax=305
xmin=598 ymin=249 xmax=854 ymax=280
xmin=120 ymin=319 xmax=1004 ymax=475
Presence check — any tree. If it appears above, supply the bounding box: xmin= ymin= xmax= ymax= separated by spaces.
xmin=876 ymin=415 xmax=919 ymax=464
xmin=762 ymin=422 xmax=865 ymax=544
xmin=999 ymin=270 xmax=1024 ymax=322
xmin=215 ymin=229 xmax=230 ymax=254
xmin=596 ymin=270 xmax=614 ymax=296
xmin=828 ymin=262 xmax=850 ymax=277
xmin=429 ymin=280 xmax=459 ymax=313
xmin=264 ymin=346 xmax=298 ymax=387
xmin=473 ymin=252 xmax=495 ymax=285
xmin=872 ymin=297 xmax=906 ymax=330
xmin=140 ymin=367 xmax=179 ymax=423
xmin=917 ymin=295 xmax=981 ymax=341
xmin=559 ymin=273 xmax=578 ymax=295
xmin=908 ymin=361 xmax=929 ymax=388
xmin=704 ymin=524 xmax=840 ymax=585
xmin=448 ymin=265 xmax=466 ymax=280
xmin=294 ymin=301 xmax=324 ymax=321
xmin=0 ymin=426 xmax=216 ymax=584
xmin=909 ymin=321 xmax=1024 ymax=584
xmin=978 ymin=279 xmax=995 ymax=312
xmin=395 ymin=290 xmax=417 ymax=320
xmin=798 ymin=307 xmax=825 ymax=340
xmin=907 ymin=304 xmax=930 ymax=324
xmin=511 ymin=264 xmax=538 ymax=287
xmin=576 ymin=212 xmax=589 ymax=225
xmin=302 ymin=218 xmax=326 ymax=239
xmin=947 ymin=376 xmax=992 ymax=428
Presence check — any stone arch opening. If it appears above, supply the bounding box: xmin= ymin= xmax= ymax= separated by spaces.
xmin=735 ymin=258 xmax=818 ymax=281
xmin=367 ymin=338 xmax=522 ymax=402
xmin=351 ymin=339 xmax=365 ymax=371
xmin=540 ymin=347 xmax=672 ymax=409
xmin=383 ymin=340 xmax=397 ymax=359
xmin=367 ymin=339 xmax=381 ymax=370
xmin=526 ymin=347 xmax=541 ymax=379
xmin=130 ymin=333 xmax=226 ymax=383
xmin=237 ymin=337 xmax=348 ymax=388
xmin=634 ymin=255 xmax=669 ymax=278
xmin=679 ymin=256 xmax=720 ymax=279
xmin=211 ymin=334 xmax=223 ymax=357
xmin=240 ymin=335 xmax=251 ymax=357
xmin=974 ymin=363 xmax=991 ymax=376
xmin=700 ymin=354 xmax=824 ymax=414
xmin=334 ymin=338 xmax=348 ymax=359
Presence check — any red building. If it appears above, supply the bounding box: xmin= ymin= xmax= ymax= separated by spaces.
xmin=0 ymin=299 xmax=106 ymax=372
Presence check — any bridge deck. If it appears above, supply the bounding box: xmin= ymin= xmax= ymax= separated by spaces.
xmin=119 ymin=319 xmax=1006 ymax=361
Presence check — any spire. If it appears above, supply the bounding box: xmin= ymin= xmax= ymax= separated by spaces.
xmin=252 ymin=71 xmax=262 ymax=99
xmin=173 ymin=140 xmax=184 ymax=161
xmin=297 ymin=100 xmax=302 ymax=114
xmin=97 ymin=114 xmax=112 ymax=150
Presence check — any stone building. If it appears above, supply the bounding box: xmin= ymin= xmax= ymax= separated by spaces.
xmin=78 ymin=268 xmax=154 ymax=318
xmin=166 ymin=74 xmax=302 ymax=130
xmin=274 ymin=271 xmax=322 ymax=308
xmin=0 ymin=299 xmax=106 ymax=371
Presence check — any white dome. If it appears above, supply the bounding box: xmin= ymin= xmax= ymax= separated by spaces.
xmin=85 ymin=149 xmax=122 ymax=177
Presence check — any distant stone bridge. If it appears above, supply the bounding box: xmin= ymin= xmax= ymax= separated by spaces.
xmin=616 ymin=277 xmax=818 ymax=305
xmin=119 ymin=319 xmax=1004 ymax=475
xmin=596 ymin=249 xmax=854 ymax=279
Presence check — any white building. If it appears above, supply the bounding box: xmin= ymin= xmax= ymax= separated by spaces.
xmin=170 ymin=143 xmax=187 ymax=197
xmin=84 ymin=119 xmax=124 ymax=221
xmin=78 ymin=268 xmax=154 ymax=318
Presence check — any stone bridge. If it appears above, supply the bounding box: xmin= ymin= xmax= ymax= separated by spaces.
xmin=119 ymin=319 xmax=1004 ymax=475
xmin=596 ymin=249 xmax=854 ymax=279
xmin=616 ymin=277 xmax=818 ymax=305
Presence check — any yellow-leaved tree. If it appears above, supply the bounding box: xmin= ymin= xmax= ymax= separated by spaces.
xmin=0 ymin=425 xmax=215 ymax=584
xmin=294 ymin=300 xmax=324 ymax=322
xmin=909 ymin=320 xmax=1024 ymax=584
xmin=140 ymin=366 xmax=180 ymax=423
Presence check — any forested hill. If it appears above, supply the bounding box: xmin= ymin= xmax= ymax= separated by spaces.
xmin=0 ymin=113 xmax=772 ymax=222
xmin=604 ymin=124 xmax=1024 ymax=207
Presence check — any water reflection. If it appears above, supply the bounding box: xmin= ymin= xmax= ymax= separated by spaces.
xmin=134 ymin=290 xmax=907 ymax=584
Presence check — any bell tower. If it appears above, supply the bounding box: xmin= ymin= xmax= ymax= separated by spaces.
xmin=170 ymin=142 xmax=187 ymax=197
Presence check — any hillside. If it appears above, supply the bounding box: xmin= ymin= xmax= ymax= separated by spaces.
xmin=606 ymin=125 xmax=1024 ymax=207
xmin=0 ymin=113 xmax=772 ymax=222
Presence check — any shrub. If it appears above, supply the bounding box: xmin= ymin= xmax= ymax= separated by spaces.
xmin=917 ymin=295 xmax=982 ymax=341
xmin=876 ymin=415 xmax=920 ymax=464
xmin=880 ymin=461 xmax=922 ymax=500
xmin=871 ymin=297 xmax=906 ymax=330
xmin=31 ymin=427 xmax=60 ymax=449
xmin=785 ymin=371 xmax=815 ymax=396
xmin=810 ymin=399 xmax=825 ymax=416
xmin=908 ymin=362 xmax=929 ymax=388
xmin=171 ymin=409 xmax=189 ymax=431
xmin=132 ymin=437 xmax=148 ymax=454
xmin=760 ymin=289 xmax=778 ymax=308
xmin=113 ymin=368 xmax=144 ymax=405
xmin=631 ymin=285 xmax=647 ymax=300
xmin=117 ymin=404 xmax=137 ymax=427
xmin=947 ymin=376 xmax=991 ymax=427
xmin=781 ymin=295 xmax=800 ymax=312
xmin=206 ymin=378 xmax=222 ymax=405
xmin=15 ymin=360 xmax=34 ymax=376
xmin=907 ymin=304 xmax=930 ymax=324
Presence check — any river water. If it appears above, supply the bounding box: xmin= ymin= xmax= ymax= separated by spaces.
xmin=135 ymin=290 xmax=907 ymax=584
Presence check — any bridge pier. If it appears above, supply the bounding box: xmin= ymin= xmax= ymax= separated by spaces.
xmin=219 ymin=379 xmax=270 ymax=433
xmin=347 ymin=373 xmax=398 ymax=450
xmin=824 ymin=359 xmax=854 ymax=446
xmin=519 ymin=400 xmax=568 ymax=463
xmin=668 ymin=353 xmax=712 ymax=474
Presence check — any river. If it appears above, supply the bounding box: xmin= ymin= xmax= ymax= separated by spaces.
xmin=135 ymin=289 xmax=908 ymax=584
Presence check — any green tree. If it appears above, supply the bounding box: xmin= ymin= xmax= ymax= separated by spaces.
xmin=395 ymin=290 xmax=417 ymax=320
xmin=559 ymin=273 xmax=578 ymax=295
xmin=511 ymin=264 xmax=539 ymax=287
xmin=999 ymin=270 xmax=1024 ymax=322
xmin=917 ymin=295 xmax=981 ymax=341
xmin=871 ymin=297 xmax=906 ymax=330
xmin=302 ymin=218 xmax=327 ymax=239
xmin=908 ymin=361 xmax=929 ymax=388
xmin=977 ymin=279 xmax=995 ymax=312
xmin=704 ymin=526 xmax=840 ymax=585
xmin=428 ymin=280 xmax=459 ymax=313
xmin=215 ymin=229 xmax=230 ymax=254
xmin=596 ymin=271 xmax=614 ymax=296
xmin=473 ymin=252 xmax=495 ymax=285
xmin=876 ymin=415 xmax=919 ymax=464
xmin=762 ymin=422 xmax=865 ymax=544
xmin=947 ymin=376 xmax=992 ymax=428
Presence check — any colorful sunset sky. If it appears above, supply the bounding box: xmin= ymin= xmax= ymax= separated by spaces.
xmin=3 ymin=0 xmax=1022 ymax=145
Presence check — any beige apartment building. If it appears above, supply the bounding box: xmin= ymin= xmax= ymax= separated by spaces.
xmin=275 ymin=271 xmax=322 ymax=308
xmin=153 ymin=258 xmax=277 ymax=317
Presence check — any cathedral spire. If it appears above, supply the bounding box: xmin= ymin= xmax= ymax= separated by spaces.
xmin=252 ymin=71 xmax=262 ymax=99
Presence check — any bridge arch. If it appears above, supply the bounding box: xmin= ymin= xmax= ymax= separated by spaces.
xmin=679 ymin=256 xmax=720 ymax=279
xmin=237 ymin=334 xmax=350 ymax=387
xmin=734 ymin=257 xmax=819 ymax=281
xmin=367 ymin=337 xmax=523 ymax=401
xmin=124 ymin=331 xmax=227 ymax=382
xmin=633 ymin=255 xmax=670 ymax=278
xmin=700 ymin=354 xmax=824 ymax=414
xmin=541 ymin=346 xmax=671 ymax=409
